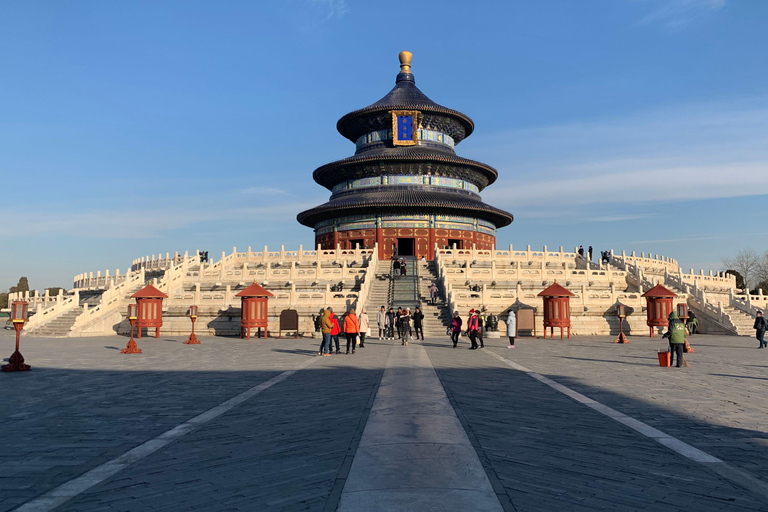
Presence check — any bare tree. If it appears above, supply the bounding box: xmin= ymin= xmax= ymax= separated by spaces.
xmin=723 ymin=249 xmax=760 ymax=292
xmin=756 ymin=250 xmax=768 ymax=287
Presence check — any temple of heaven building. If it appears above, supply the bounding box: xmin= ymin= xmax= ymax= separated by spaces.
xmin=297 ymin=51 xmax=513 ymax=261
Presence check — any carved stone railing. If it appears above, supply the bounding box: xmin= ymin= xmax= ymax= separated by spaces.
xmin=69 ymin=268 xmax=147 ymax=332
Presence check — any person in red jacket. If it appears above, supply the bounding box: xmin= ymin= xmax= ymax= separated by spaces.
xmin=330 ymin=310 xmax=341 ymax=355
xmin=467 ymin=309 xmax=481 ymax=350
xmin=344 ymin=308 xmax=360 ymax=354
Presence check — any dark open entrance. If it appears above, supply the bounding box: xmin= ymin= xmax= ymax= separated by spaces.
xmin=349 ymin=239 xmax=365 ymax=249
xmin=397 ymin=238 xmax=415 ymax=256
xmin=447 ymin=239 xmax=463 ymax=250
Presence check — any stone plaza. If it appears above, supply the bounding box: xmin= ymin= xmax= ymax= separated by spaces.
xmin=4 ymin=51 xmax=768 ymax=512
xmin=3 ymin=328 xmax=768 ymax=511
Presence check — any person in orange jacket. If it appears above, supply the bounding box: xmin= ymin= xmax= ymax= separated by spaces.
xmin=344 ymin=308 xmax=360 ymax=354
xmin=329 ymin=310 xmax=341 ymax=354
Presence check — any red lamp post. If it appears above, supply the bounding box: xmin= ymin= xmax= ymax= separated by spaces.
xmin=614 ymin=303 xmax=628 ymax=344
xmin=184 ymin=305 xmax=200 ymax=344
xmin=2 ymin=301 xmax=31 ymax=372
xmin=121 ymin=303 xmax=142 ymax=354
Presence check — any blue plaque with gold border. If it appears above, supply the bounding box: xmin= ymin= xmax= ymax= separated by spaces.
xmin=390 ymin=110 xmax=420 ymax=146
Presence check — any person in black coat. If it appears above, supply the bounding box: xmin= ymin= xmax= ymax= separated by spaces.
xmin=755 ymin=311 xmax=767 ymax=349
xmin=412 ymin=307 xmax=424 ymax=340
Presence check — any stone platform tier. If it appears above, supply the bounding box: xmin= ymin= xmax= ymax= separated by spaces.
xmin=9 ymin=244 xmax=762 ymax=338
xmin=12 ymin=246 xmax=380 ymax=338
xmin=435 ymin=245 xmax=757 ymax=337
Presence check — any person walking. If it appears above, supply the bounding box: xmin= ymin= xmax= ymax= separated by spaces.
xmin=451 ymin=311 xmax=462 ymax=348
xmin=396 ymin=307 xmax=403 ymax=340
xmin=386 ymin=307 xmax=396 ymax=340
xmin=344 ymin=308 xmax=359 ymax=354
xmin=662 ymin=311 xmax=686 ymax=367
xmin=578 ymin=245 xmax=584 ymax=258
xmin=467 ymin=309 xmax=480 ymax=350
xmin=686 ymin=310 xmax=698 ymax=336
xmin=429 ymin=283 xmax=439 ymax=304
xmin=400 ymin=308 xmax=412 ymax=345
xmin=393 ymin=259 xmax=401 ymax=278
xmin=754 ymin=311 xmax=767 ymax=349
xmin=329 ymin=309 xmax=341 ymax=355
xmin=413 ymin=307 xmax=424 ymax=340
xmin=506 ymin=311 xmax=517 ymax=348
xmin=587 ymin=246 xmax=593 ymax=261
xmin=377 ymin=306 xmax=386 ymax=339
xmin=359 ymin=308 xmax=369 ymax=348
xmin=400 ymin=259 xmax=407 ymax=277
xmin=319 ymin=308 xmax=333 ymax=356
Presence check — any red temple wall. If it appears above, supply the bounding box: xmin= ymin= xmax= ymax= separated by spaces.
xmin=315 ymin=227 xmax=495 ymax=260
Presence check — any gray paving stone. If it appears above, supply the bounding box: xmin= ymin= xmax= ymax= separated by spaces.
xmin=4 ymin=330 xmax=768 ymax=511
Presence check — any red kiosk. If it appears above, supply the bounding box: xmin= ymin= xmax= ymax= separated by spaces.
xmin=132 ymin=284 xmax=168 ymax=339
xmin=642 ymin=284 xmax=677 ymax=337
xmin=236 ymin=282 xmax=273 ymax=339
xmin=2 ymin=301 xmax=31 ymax=372
xmin=538 ymin=282 xmax=575 ymax=339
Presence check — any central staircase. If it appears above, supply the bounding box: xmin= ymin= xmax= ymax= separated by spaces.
xmin=362 ymin=258 xmax=451 ymax=338
xmin=416 ymin=259 xmax=451 ymax=337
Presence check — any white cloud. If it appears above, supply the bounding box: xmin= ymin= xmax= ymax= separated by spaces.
xmin=0 ymin=200 xmax=320 ymax=239
xmin=310 ymin=0 xmax=348 ymax=20
xmin=638 ymin=0 xmax=727 ymax=28
xmin=241 ymin=186 xmax=291 ymax=195
xmin=471 ymin=96 xmax=768 ymax=217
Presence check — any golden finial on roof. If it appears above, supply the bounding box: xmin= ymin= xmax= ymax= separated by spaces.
xmin=399 ymin=51 xmax=412 ymax=73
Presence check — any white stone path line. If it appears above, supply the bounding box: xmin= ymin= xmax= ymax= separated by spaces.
xmin=337 ymin=342 xmax=504 ymax=512
xmin=485 ymin=350 xmax=768 ymax=504
xmin=13 ymin=356 xmax=319 ymax=512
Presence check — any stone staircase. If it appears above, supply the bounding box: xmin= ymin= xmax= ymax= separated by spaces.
xmin=723 ymin=306 xmax=755 ymax=335
xmin=367 ymin=263 xmax=393 ymax=312
xmin=391 ymin=257 xmax=419 ymax=310
xmin=416 ymin=260 xmax=451 ymax=337
xmin=26 ymin=307 xmax=83 ymax=337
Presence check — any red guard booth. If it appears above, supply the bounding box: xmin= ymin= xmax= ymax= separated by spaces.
xmin=538 ymin=283 xmax=575 ymax=339
xmin=132 ymin=284 xmax=168 ymax=338
xmin=236 ymin=282 xmax=273 ymax=339
xmin=641 ymin=284 xmax=678 ymax=337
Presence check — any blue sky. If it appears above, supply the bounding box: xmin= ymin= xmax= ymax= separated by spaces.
xmin=1 ymin=0 xmax=767 ymax=290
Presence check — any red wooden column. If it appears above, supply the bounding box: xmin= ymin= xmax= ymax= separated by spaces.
xmin=132 ymin=285 xmax=168 ymax=339
xmin=641 ymin=284 xmax=678 ymax=337
xmin=236 ymin=282 xmax=274 ymax=339
xmin=538 ymin=283 xmax=575 ymax=339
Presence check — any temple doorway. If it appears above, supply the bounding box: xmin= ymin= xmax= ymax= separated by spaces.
xmin=349 ymin=239 xmax=365 ymax=249
xmin=447 ymin=239 xmax=463 ymax=250
xmin=397 ymin=238 xmax=415 ymax=256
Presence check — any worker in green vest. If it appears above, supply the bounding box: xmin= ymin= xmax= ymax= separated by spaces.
xmin=663 ymin=311 xmax=687 ymax=368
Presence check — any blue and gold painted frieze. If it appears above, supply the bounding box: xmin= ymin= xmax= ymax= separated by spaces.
xmin=332 ymin=174 xmax=480 ymax=194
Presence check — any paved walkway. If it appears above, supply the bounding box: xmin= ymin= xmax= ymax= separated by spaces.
xmin=1 ymin=330 xmax=768 ymax=511
xmin=338 ymin=342 xmax=501 ymax=512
